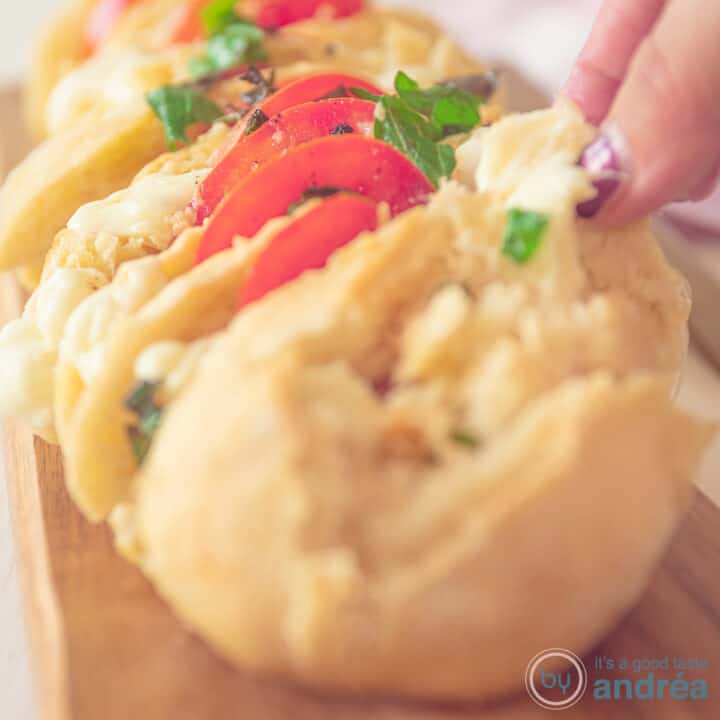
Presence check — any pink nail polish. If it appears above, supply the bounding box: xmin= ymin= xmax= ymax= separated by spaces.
xmin=577 ymin=128 xmax=628 ymax=218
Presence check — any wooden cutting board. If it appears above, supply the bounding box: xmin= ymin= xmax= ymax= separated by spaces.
xmin=2 ymin=85 xmax=720 ymax=720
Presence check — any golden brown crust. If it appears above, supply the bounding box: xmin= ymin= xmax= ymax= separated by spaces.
xmin=0 ymin=105 xmax=167 ymax=271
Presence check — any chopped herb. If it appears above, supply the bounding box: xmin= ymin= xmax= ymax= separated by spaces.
xmin=128 ymin=429 xmax=154 ymax=465
xmin=140 ymin=406 xmax=164 ymax=435
xmin=125 ymin=381 xmax=165 ymax=465
xmin=351 ymin=71 xmax=482 ymax=188
xmin=245 ymin=108 xmax=270 ymax=134
xmin=374 ymin=94 xmax=457 ymax=188
xmin=146 ymin=85 xmax=223 ymax=149
xmin=190 ymin=21 xmax=267 ymax=77
xmin=241 ymin=66 xmax=276 ymax=107
xmin=393 ymin=71 xmax=481 ymax=137
xmin=126 ymin=381 xmax=161 ymax=414
xmin=502 ymin=208 xmax=549 ymax=264
xmin=189 ymin=1 xmax=267 ymax=79
xmin=287 ymin=185 xmax=345 ymax=214
xmin=331 ymin=123 xmax=355 ymax=135
xmin=201 ymin=0 xmax=239 ymax=35
xmin=450 ymin=429 xmax=481 ymax=449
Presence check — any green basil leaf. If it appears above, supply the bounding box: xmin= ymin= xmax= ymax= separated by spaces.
xmin=201 ymin=0 xmax=240 ymax=35
xmin=200 ymin=22 xmax=267 ymax=75
xmin=431 ymin=92 xmax=481 ymax=133
xmin=393 ymin=70 xmax=420 ymax=95
xmin=436 ymin=142 xmax=457 ymax=180
xmin=502 ymin=209 xmax=549 ymax=264
xmin=146 ymin=85 xmax=223 ymax=149
xmin=365 ymin=72 xmax=482 ymax=187
xmin=373 ymin=95 xmax=454 ymax=188
xmin=189 ymin=9 xmax=267 ymax=79
xmin=187 ymin=56 xmax=216 ymax=78
xmin=125 ymin=381 xmax=165 ymax=465
xmin=394 ymin=70 xmax=480 ymax=136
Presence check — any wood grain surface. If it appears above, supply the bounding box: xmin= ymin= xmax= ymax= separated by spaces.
xmin=2 ymin=85 xmax=720 ymax=719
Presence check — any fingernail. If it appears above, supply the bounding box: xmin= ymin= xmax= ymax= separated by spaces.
xmin=577 ymin=125 xmax=630 ymax=218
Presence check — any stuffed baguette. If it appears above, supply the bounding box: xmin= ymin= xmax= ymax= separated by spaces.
xmin=49 ymin=102 xmax=711 ymax=699
xmin=5 ymin=0 xmax=497 ymax=277
xmin=0 ymin=54 xmax=498 ymax=441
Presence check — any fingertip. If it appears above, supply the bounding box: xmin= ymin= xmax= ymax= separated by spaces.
xmin=562 ymin=65 xmax=620 ymax=127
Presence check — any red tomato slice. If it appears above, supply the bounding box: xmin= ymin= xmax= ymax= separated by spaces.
xmin=238 ymin=194 xmax=377 ymax=307
xmin=85 ymin=0 xmax=138 ymax=54
xmin=170 ymin=0 xmax=208 ymax=43
xmin=258 ymin=72 xmax=381 ymax=118
xmin=210 ymin=72 xmax=382 ymax=176
xmin=196 ymin=135 xmax=433 ymax=264
xmin=193 ymin=97 xmax=376 ymax=223
xmin=252 ymin=0 xmax=365 ymax=29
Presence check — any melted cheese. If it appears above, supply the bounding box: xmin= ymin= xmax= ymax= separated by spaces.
xmin=68 ymin=170 xmax=208 ymax=244
xmin=135 ymin=341 xmax=187 ymax=383
xmin=61 ymin=257 xmax=170 ymax=385
xmin=0 ymin=269 xmax=105 ymax=441
xmin=0 ymin=255 xmax=172 ymax=440
xmin=135 ymin=339 xmax=210 ymax=398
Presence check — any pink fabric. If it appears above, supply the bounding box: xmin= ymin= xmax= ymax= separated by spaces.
xmin=390 ymin=0 xmax=720 ymax=237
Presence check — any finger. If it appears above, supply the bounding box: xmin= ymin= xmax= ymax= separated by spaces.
xmin=590 ymin=0 xmax=720 ymax=224
xmin=563 ymin=0 xmax=666 ymax=125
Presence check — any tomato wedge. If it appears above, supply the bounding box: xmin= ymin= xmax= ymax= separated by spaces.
xmin=193 ymin=97 xmax=376 ymax=223
xmin=210 ymin=72 xmax=383 ymax=174
xmin=170 ymin=0 xmax=208 ymax=43
xmin=238 ymin=194 xmax=377 ymax=307
xmin=196 ymin=135 xmax=433 ymax=264
xmin=252 ymin=0 xmax=365 ymax=29
xmin=85 ymin=0 xmax=138 ymax=54
xmin=258 ymin=72 xmax=381 ymax=118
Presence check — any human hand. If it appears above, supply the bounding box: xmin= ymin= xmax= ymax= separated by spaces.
xmin=564 ymin=0 xmax=720 ymax=223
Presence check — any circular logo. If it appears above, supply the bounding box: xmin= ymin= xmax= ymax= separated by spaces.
xmin=525 ymin=649 xmax=588 ymax=711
